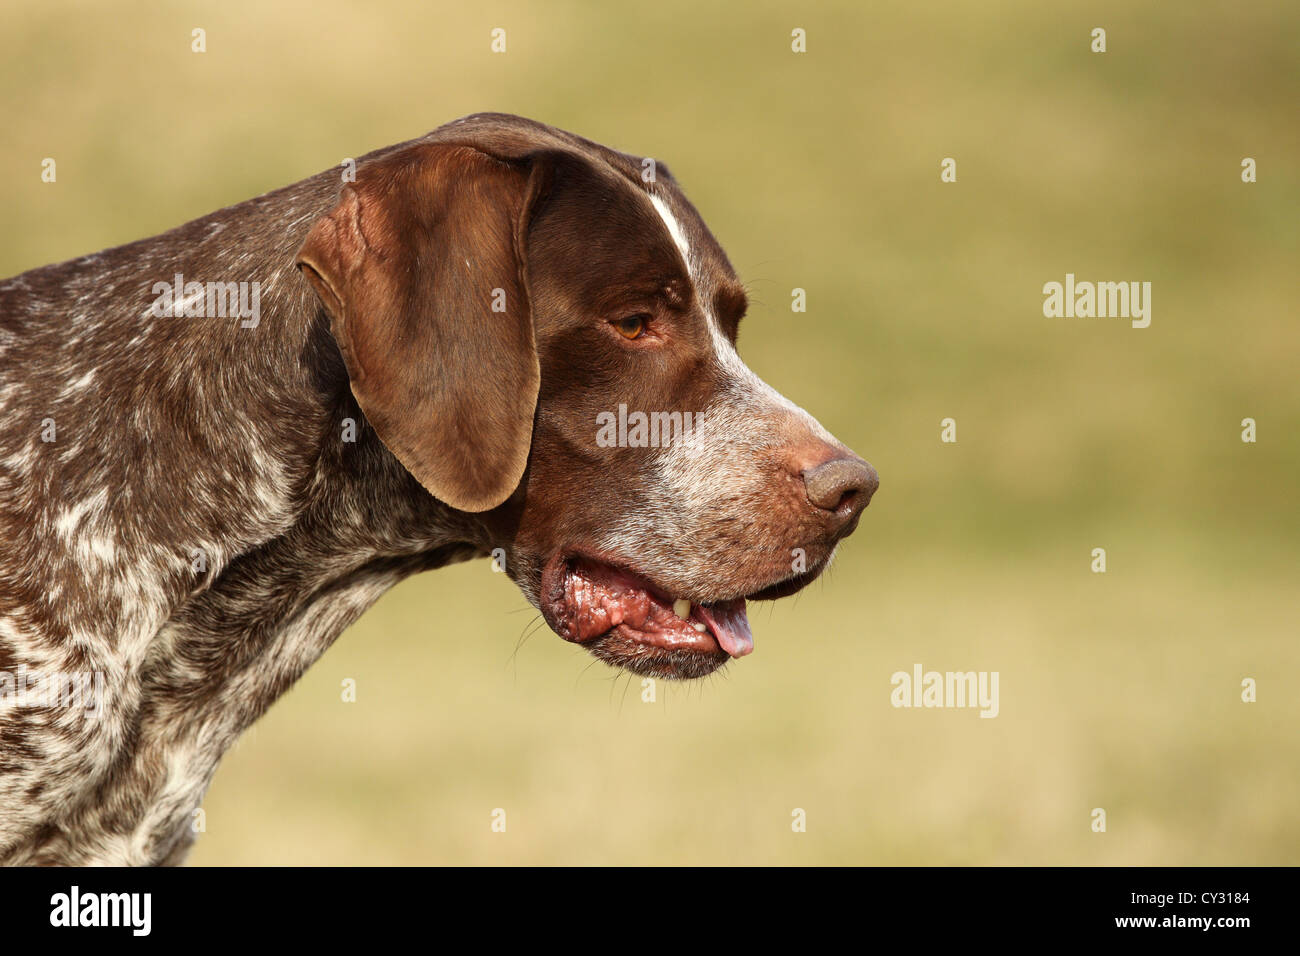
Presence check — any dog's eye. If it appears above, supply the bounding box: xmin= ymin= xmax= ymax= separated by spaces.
xmin=611 ymin=313 xmax=649 ymax=340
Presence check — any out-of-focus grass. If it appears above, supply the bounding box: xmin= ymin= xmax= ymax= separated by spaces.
xmin=2 ymin=0 xmax=1295 ymax=864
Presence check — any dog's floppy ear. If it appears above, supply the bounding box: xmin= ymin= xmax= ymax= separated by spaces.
xmin=297 ymin=144 xmax=551 ymax=512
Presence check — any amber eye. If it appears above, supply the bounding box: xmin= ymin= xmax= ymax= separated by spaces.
xmin=612 ymin=313 xmax=649 ymax=340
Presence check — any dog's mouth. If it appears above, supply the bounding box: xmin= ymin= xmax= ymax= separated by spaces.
xmin=540 ymin=554 xmax=823 ymax=680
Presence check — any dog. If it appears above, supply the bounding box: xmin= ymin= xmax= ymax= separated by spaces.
xmin=0 ymin=113 xmax=878 ymax=865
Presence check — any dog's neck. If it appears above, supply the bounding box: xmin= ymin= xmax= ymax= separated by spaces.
xmin=1 ymin=189 xmax=491 ymax=861
xmin=110 ymin=408 xmax=489 ymax=863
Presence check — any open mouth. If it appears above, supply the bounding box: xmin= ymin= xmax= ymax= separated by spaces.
xmin=541 ymin=554 xmax=818 ymax=680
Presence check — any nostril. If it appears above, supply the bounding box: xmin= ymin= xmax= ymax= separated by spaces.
xmin=802 ymin=457 xmax=879 ymax=513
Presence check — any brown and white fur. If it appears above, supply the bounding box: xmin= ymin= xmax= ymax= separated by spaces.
xmin=0 ymin=114 xmax=877 ymax=865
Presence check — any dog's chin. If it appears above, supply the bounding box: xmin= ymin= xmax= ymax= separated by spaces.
xmin=581 ymin=631 xmax=732 ymax=680
xmin=537 ymin=551 xmax=830 ymax=681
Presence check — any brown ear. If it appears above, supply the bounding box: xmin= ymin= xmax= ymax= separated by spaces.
xmin=297 ymin=144 xmax=549 ymax=512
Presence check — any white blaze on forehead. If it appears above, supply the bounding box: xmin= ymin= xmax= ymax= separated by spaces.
xmin=645 ymin=188 xmax=812 ymax=421
xmin=649 ymin=194 xmax=692 ymax=270
xmin=650 ymin=188 xmax=729 ymax=364
xmin=648 ymin=190 xmax=726 ymax=346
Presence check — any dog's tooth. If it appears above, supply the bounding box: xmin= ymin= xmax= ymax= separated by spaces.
xmin=673 ymin=598 xmax=691 ymax=619
xmin=693 ymin=622 xmax=707 ymax=632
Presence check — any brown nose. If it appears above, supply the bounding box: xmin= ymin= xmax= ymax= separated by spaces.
xmin=803 ymin=456 xmax=879 ymax=515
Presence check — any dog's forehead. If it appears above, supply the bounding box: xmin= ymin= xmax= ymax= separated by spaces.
xmin=636 ymin=178 xmax=747 ymax=334
xmin=596 ymin=153 xmax=732 ymax=270
xmin=521 ymin=148 xmax=746 ymax=336
xmin=569 ymin=145 xmax=741 ymax=317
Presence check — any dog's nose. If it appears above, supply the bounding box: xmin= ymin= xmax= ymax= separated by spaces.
xmin=802 ymin=456 xmax=879 ymax=517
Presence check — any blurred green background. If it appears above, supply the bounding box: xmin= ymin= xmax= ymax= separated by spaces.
xmin=3 ymin=0 xmax=1297 ymax=864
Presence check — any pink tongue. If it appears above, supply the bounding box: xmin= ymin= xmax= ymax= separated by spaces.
xmin=697 ymin=601 xmax=753 ymax=658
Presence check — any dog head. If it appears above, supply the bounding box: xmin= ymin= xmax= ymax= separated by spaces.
xmin=297 ymin=113 xmax=878 ymax=680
